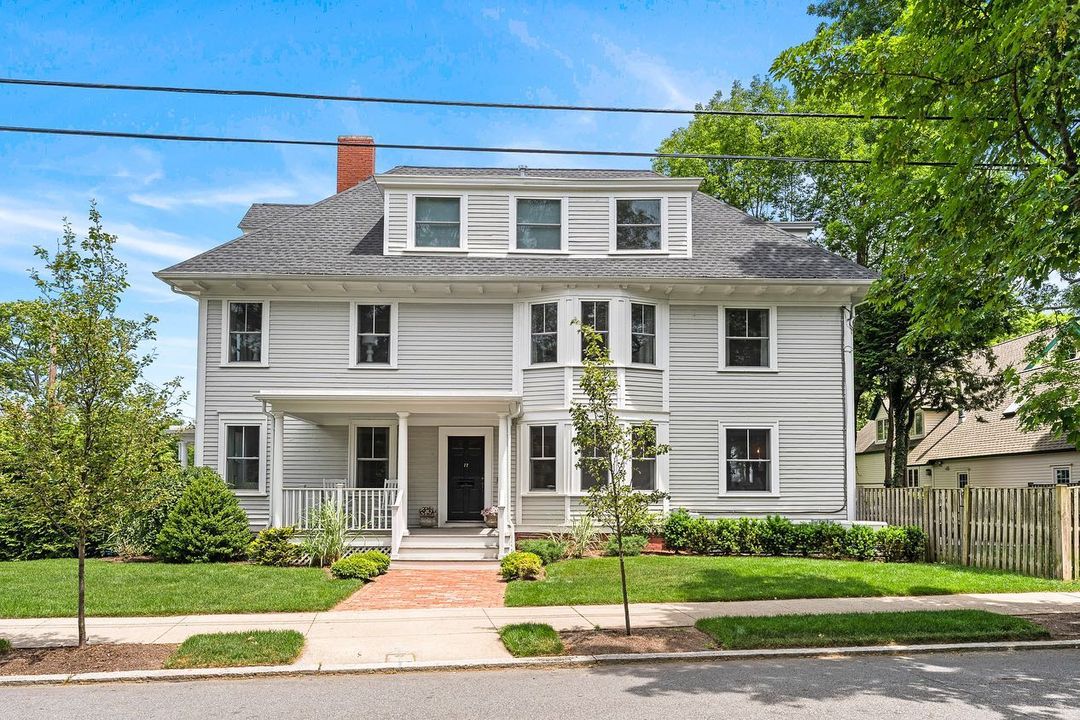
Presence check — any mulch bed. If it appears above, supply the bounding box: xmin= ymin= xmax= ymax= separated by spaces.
xmin=0 ymin=643 xmax=178 ymax=676
xmin=1019 ymin=613 xmax=1080 ymax=639
xmin=560 ymin=626 xmax=715 ymax=655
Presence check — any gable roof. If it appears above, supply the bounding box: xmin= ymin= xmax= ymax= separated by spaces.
xmin=157 ymin=168 xmax=877 ymax=283
xmin=856 ymin=330 xmax=1077 ymax=461
xmin=238 ymin=203 xmax=309 ymax=233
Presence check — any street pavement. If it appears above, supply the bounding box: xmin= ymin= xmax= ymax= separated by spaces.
xmin=4 ymin=648 xmax=1080 ymax=719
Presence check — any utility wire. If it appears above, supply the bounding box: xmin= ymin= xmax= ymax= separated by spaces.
xmin=0 ymin=125 xmax=1028 ymax=168
xmin=0 ymin=76 xmax=962 ymax=122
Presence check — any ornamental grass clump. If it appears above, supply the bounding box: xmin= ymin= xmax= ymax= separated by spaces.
xmin=302 ymin=500 xmax=349 ymax=567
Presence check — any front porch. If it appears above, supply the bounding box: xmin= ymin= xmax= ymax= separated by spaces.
xmin=256 ymin=389 xmax=519 ymax=559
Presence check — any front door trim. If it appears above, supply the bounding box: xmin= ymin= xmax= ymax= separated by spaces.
xmin=437 ymin=426 xmax=493 ymax=526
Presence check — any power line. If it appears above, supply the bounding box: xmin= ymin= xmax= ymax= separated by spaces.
xmin=0 ymin=125 xmax=1028 ymax=168
xmin=0 ymin=76 xmax=961 ymax=122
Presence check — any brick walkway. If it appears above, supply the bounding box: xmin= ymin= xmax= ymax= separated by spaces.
xmin=334 ymin=566 xmax=507 ymax=610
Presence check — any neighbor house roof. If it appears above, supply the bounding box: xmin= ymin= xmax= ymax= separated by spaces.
xmin=856 ymin=331 xmax=1076 ymax=462
xmin=157 ymin=168 xmax=877 ymax=283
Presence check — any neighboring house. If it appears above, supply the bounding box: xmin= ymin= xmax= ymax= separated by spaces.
xmin=156 ymin=135 xmax=874 ymax=559
xmin=855 ymin=332 xmax=1079 ymax=489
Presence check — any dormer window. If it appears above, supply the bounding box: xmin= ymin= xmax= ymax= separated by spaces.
xmin=516 ymin=198 xmax=563 ymax=251
xmin=414 ymin=196 xmax=461 ymax=248
xmin=615 ymin=199 xmax=662 ymax=250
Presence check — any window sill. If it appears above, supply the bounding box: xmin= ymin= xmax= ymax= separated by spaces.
xmin=219 ymin=362 xmax=269 ymax=369
xmin=348 ymin=364 xmax=399 ymax=370
xmin=716 ymin=366 xmax=779 ymax=374
xmin=232 ymin=490 xmax=268 ymax=497
xmin=520 ymin=490 xmax=560 ymax=497
xmin=718 ymin=491 xmax=781 ymax=498
xmin=404 ymin=247 xmax=468 ymax=253
xmin=628 ymin=363 xmax=662 ymax=371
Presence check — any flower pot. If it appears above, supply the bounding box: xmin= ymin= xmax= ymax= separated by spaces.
xmin=483 ymin=515 xmax=498 ymax=528
xmin=419 ymin=516 xmax=436 ymax=528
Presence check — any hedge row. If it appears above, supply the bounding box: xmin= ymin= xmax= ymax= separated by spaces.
xmin=661 ymin=510 xmax=926 ymax=562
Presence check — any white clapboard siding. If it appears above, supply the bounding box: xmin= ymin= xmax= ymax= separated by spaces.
xmin=522 ymin=366 xmax=566 ymax=408
xmin=567 ymin=196 xmax=610 ymax=254
xmin=624 ymin=367 xmax=664 ymax=411
xmin=385 ymin=191 xmax=409 ymax=252
xmin=466 ymin=193 xmax=510 ymax=253
xmin=666 ymin=195 xmax=690 ymax=255
xmin=667 ymin=304 xmax=847 ymax=516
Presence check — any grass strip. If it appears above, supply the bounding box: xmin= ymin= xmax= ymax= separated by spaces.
xmin=695 ymin=609 xmax=1049 ymax=650
xmin=164 ymin=630 xmax=306 ymax=669
xmin=498 ymin=623 xmax=565 ymax=657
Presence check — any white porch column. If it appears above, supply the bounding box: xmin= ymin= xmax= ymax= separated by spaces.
xmin=497 ymin=412 xmax=512 ymax=557
xmin=270 ymin=411 xmax=285 ymax=528
xmin=177 ymin=440 xmax=189 ymax=469
xmin=397 ymin=412 xmax=409 ymax=535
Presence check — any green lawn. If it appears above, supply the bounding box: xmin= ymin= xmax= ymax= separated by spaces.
xmin=696 ymin=610 xmax=1049 ymax=650
xmin=504 ymin=555 xmax=1080 ymax=607
xmin=498 ymin=623 xmax=566 ymax=657
xmin=0 ymin=559 xmax=362 ymax=618
xmin=164 ymin=630 xmax=306 ymax=669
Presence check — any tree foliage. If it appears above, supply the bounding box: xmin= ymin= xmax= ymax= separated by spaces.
xmin=570 ymin=322 xmax=667 ymax=635
xmin=0 ymin=205 xmax=180 ymax=644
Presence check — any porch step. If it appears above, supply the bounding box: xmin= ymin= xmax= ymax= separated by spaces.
xmin=394 ymin=547 xmax=499 ymax=561
xmin=394 ymin=529 xmax=502 ymax=561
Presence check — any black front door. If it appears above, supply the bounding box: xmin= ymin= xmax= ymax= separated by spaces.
xmin=447 ymin=436 xmax=485 ymax=522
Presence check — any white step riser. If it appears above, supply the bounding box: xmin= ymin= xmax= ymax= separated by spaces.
xmin=395 ymin=549 xmax=499 ymax=561
xmin=400 ymin=538 xmax=499 ymax=548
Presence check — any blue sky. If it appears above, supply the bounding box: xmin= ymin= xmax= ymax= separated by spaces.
xmin=0 ymin=0 xmax=820 ymax=419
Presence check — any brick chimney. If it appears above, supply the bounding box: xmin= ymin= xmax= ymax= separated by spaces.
xmin=336 ymin=135 xmax=375 ymax=193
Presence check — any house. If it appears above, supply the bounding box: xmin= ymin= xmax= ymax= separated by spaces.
xmin=155 ymin=135 xmax=875 ymax=559
xmin=855 ymin=332 xmax=1079 ymax=489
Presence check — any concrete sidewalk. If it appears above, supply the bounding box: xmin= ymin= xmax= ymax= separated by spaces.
xmin=5 ymin=591 xmax=1080 ymax=666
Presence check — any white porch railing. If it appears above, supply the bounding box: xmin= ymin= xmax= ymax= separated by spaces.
xmin=281 ymin=483 xmax=396 ymax=532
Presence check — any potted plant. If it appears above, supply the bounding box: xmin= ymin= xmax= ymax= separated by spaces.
xmin=481 ymin=506 xmax=499 ymax=529
xmin=418 ymin=506 xmax=437 ymax=528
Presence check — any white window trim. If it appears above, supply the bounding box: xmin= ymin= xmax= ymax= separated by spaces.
xmin=220 ymin=299 xmax=270 ymax=367
xmin=524 ymin=423 xmax=560 ymax=494
xmin=575 ymin=297 xmax=616 ymax=364
xmin=509 ymin=195 xmax=569 ymax=254
xmin=567 ymin=421 xmax=669 ymax=496
xmin=528 ymin=300 xmax=560 ymax=367
xmin=1051 ymin=465 xmax=1073 ymax=484
xmin=609 ymin=196 xmax=668 ymax=254
xmin=717 ymin=421 xmax=781 ymax=497
xmin=217 ymin=413 xmax=268 ymax=496
xmin=909 ymin=409 xmax=926 ymax=438
xmin=957 ymin=471 xmax=970 ymax=488
xmin=875 ymin=419 xmax=887 ymax=443
xmin=348 ymin=301 xmax=399 ymax=369
xmin=436 ymin=426 xmax=494 ymax=526
xmin=718 ymin=305 xmax=779 ymax=372
xmin=629 ymin=301 xmax=658 ymax=368
xmin=519 ymin=421 xmax=571 ymax=496
xmin=346 ymin=420 xmax=398 ymax=486
xmin=406 ymin=193 xmax=469 ymax=252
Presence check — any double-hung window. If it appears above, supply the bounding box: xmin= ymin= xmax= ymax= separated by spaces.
xmin=875 ymin=419 xmax=887 ymax=443
xmin=1054 ymin=466 xmax=1072 ymax=485
xmin=579 ymin=434 xmax=609 ymax=491
xmin=529 ymin=425 xmax=558 ymax=491
xmin=355 ymin=427 xmax=390 ymax=488
xmin=530 ymin=302 xmax=558 ymax=364
xmin=723 ymin=308 xmax=772 ymax=368
xmin=723 ymin=427 xmax=773 ymax=493
xmin=615 ymin=199 xmax=662 ymax=250
xmin=227 ymin=301 xmax=265 ymax=363
xmin=630 ymin=303 xmax=656 ymax=365
xmin=631 ymin=425 xmax=657 ymax=491
xmin=580 ymin=300 xmax=609 ymax=360
xmin=910 ymin=410 xmax=925 ymax=437
xmin=355 ymin=304 xmax=392 ymax=365
xmin=516 ymin=198 xmax=562 ymax=251
xmin=414 ymin=197 xmax=461 ymax=248
xmin=224 ymin=424 xmax=261 ymax=491
xmin=904 ymin=468 xmax=920 ymax=488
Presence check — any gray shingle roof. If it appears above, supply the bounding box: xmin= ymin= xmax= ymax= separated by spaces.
xmin=238 ymin=203 xmax=309 ymax=232
xmin=384 ymin=166 xmax=663 ymax=178
xmin=159 ymin=171 xmax=876 ymax=282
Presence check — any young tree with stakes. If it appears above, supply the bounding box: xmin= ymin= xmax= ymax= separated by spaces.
xmin=570 ymin=321 xmax=668 ymax=635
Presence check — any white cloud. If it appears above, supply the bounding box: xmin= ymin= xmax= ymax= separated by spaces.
xmin=594 ymin=36 xmax=701 ymax=109
xmin=481 ymin=7 xmax=501 ymax=20
xmin=129 ymin=181 xmax=300 ymax=211
xmin=507 ymin=19 xmax=540 ymax=49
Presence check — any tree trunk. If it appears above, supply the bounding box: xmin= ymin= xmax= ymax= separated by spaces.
xmin=77 ymin=529 xmax=87 ymax=647
xmin=890 ymin=402 xmax=912 ymax=487
xmin=613 ymin=507 xmax=631 ymax=636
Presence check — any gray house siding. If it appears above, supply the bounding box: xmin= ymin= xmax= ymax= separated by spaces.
xmin=522 ymin=367 xmax=564 ymax=408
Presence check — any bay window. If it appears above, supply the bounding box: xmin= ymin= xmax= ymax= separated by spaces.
xmin=529 ymin=425 xmax=558 ymax=491
xmin=580 ymin=300 xmax=609 ymax=360
xmin=630 ymin=303 xmax=656 ymax=365
xmin=530 ymin=302 xmax=558 ymax=364
xmin=631 ymin=425 xmax=657 ymax=491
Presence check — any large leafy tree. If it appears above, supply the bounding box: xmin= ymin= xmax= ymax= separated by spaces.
xmin=0 ymin=206 xmax=179 ymax=645
xmin=775 ymin=0 xmax=1080 ymax=447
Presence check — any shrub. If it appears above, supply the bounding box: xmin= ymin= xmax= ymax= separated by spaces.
xmin=517 ymin=539 xmax=567 ymax=565
xmin=500 ymin=551 xmax=544 ymax=580
xmin=837 ymin=524 xmax=878 ymax=561
xmin=154 ymin=471 xmax=251 ymax=562
xmin=661 ymin=508 xmax=695 ymax=552
xmin=685 ymin=516 xmax=718 ymax=555
xmin=302 ymin=500 xmax=349 ymax=567
xmin=567 ymin=515 xmax=598 ymax=558
xmin=712 ymin=518 xmax=741 ymax=555
xmin=604 ymin=534 xmax=648 ymax=557
xmin=622 ymin=511 xmax=663 ymax=538
xmin=330 ymin=555 xmax=380 ymax=580
xmin=248 ymin=526 xmax=302 ymax=567
xmin=358 ymin=550 xmax=391 ymax=575
xmin=734 ymin=517 xmax=763 ymax=555
xmin=759 ymin=515 xmax=795 ymax=556
xmin=109 ymin=466 xmax=203 ymax=558
xmin=877 ymin=525 xmax=926 ymax=563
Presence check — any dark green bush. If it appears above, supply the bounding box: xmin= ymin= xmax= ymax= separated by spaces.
xmin=661 ymin=509 xmax=694 ymax=552
xmin=358 ymin=550 xmax=391 ymax=575
xmin=501 ymin=551 xmax=544 ymax=580
xmin=247 ymin=526 xmax=302 ymax=566
xmin=604 ymin=534 xmax=648 ymax=557
xmin=330 ymin=555 xmax=380 ymax=580
xmin=110 ymin=467 xmax=206 ymax=558
xmin=516 ymin=539 xmax=567 ymax=565
xmin=712 ymin=518 xmax=740 ymax=555
xmin=759 ymin=515 xmax=795 ymax=556
xmin=734 ymin=517 xmax=763 ymax=555
xmin=839 ymin=524 xmax=878 ymax=560
xmin=877 ymin=525 xmax=926 ymax=562
xmin=684 ymin=516 xmax=718 ymax=554
xmin=621 ymin=511 xmax=663 ymax=538
xmin=154 ymin=471 xmax=251 ymax=563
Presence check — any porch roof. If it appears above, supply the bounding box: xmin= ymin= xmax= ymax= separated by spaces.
xmin=254 ymin=388 xmax=521 ymax=421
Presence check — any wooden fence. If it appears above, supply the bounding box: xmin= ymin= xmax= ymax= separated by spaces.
xmin=857 ymin=486 xmax=1080 ymax=580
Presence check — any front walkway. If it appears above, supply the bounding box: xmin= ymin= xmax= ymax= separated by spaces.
xmin=334 ymin=563 xmax=506 ymax=610
xmin=5 ymin=592 xmax=1080 ymax=666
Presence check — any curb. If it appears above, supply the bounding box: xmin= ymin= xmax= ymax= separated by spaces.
xmin=3 ymin=638 xmax=1080 ymax=686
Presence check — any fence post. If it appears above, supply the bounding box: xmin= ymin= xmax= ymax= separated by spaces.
xmin=1056 ymin=484 xmax=1073 ymax=581
xmin=960 ymin=486 xmax=972 ymax=566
